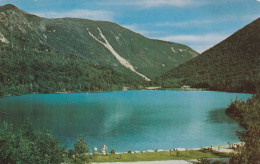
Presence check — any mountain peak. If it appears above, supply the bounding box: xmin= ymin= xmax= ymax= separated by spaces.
xmin=0 ymin=4 xmax=29 ymax=16
xmin=1 ymin=4 xmax=19 ymax=10
xmin=159 ymin=17 xmax=260 ymax=93
xmin=0 ymin=4 xmax=198 ymax=86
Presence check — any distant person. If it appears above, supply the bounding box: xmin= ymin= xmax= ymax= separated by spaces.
xmin=93 ymin=146 xmax=97 ymax=153
xmin=210 ymin=144 xmax=213 ymax=151
xmin=101 ymin=144 xmax=108 ymax=155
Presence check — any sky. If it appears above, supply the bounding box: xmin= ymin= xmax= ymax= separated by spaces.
xmin=0 ymin=0 xmax=260 ymax=53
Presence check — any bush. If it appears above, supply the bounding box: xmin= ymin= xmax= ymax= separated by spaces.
xmin=111 ymin=149 xmax=115 ymax=154
xmin=230 ymin=123 xmax=260 ymax=164
xmin=0 ymin=120 xmax=65 ymax=163
xmin=226 ymin=102 xmax=239 ymax=115
xmin=227 ymin=96 xmax=260 ymax=164
xmin=74 ymin=136 xmax=89 ymax=156
xmin=225 ymin=98 xmax=241 ymax=116
xmin=198 ymin=158 xmax=210 ymax=164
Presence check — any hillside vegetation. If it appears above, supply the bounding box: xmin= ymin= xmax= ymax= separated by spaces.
xmin=158 ymin=18 xmax=260 ymax=93
xmin=0 ymin=120 xmax=65 ymax=163
xmin=0 ymin=4 xmax=198 ymax=97
xmin=225 ymin=95 xmax=260 ymax=164
xmin=0 ymin=48 xmax=145 ymax=97
xmin=0 ymin=4 xmax=199 ymax=97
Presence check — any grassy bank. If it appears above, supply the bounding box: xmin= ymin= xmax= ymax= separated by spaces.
xmin=65 ymin=150 xmax=228 ymax=163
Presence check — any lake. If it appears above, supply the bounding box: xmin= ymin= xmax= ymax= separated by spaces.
xmin=0 ymin=90 xmax=252 ymax=152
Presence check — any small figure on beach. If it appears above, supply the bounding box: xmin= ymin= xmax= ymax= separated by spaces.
xmin=209 ymin=144 xmax=213 ymax=151
xmin=101 ymin=144 xmax=108 ymax=155
xmin=93 ymin=146 xmax=97 ymax=153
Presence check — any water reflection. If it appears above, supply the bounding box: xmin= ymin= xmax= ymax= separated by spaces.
xmin=207 ymin=108 xmax=238 ymax=124
xmin=0 ymin=91 xmax=252 ymax=152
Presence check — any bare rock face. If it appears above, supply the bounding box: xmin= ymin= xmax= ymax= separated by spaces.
xmin=0 ymin=4 xmax=198 ymax=80
xmin=0 ymin=4 xmax=200 ymax=97
xmin=0 ymin=30 xmax=8 ymax=43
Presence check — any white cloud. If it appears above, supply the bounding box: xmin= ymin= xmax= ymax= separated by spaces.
xmin=156 ymin=19 xmax=215 ymax=27
xmin=157 ymin=33 xmax=229 ymax=53
xmin=32 ymin=9 xmax=114 ymax=21
xmin=122 ymin=23 xmax=230 ymax=53
xmin=158 ymin=34 xmax=226 ymax=43
xmin=122 ymin=24 xmax=160 ymax=36
xmin=156 ymin=14 xmax=259 ymax=28
xmin=257 ymin=0 xmax=260 ymax=2
xmin=139 ymin=0 xmax=208 ymax=8
xmin=242 ymin=14 xmax=260 ymax=22
xmin=100 ymin=0 xmax=210 ymax=8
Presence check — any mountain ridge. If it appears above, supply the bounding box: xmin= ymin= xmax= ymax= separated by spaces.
xmin=159 ymin=17 xmax=260 ymax=93
xmin=0 ymin=4 xmax=198 ymax=97
xmin=0 ymin=4 xmax=198 ymax=79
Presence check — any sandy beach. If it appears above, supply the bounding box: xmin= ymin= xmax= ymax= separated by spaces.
xmin=92 ymin=158 xmax=230 ymax=164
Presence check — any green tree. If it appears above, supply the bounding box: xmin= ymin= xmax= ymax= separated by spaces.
xmin=74 ymin=136 xmax=89 ymax=156
xmin=0 ymin=120 xmax=65 ymax=163
xmin=227 ymin=96 xmax=260 ymax=164
xmin=230 ymin=123 xmax=260 ymax=164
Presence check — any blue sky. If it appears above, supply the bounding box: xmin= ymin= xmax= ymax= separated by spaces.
xmin=0 ymin=0 xmax=260 ymax=53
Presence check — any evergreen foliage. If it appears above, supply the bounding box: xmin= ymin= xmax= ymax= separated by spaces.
xmin=0 ymin=120 xmax=65 ymax=163
xmin=0 ymin=4 xmax=198 ymax=99
xmin=226 ymin=96 xmax=260 ymax=164
xmin=158 ymin=18 xmax=260 ymax=93
xmin=0 ymin=47 xmax=145 ymax=97
xmin=74 ymin=136 xmax=89 ymax=155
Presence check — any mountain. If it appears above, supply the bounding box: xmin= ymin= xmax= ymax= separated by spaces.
xmin=159 ymin=17 xmax=260 ymax=93
xmin=0 ymin=4 xmax=198 ymax=97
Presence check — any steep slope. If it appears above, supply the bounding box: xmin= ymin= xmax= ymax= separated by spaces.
xmin=0 ymin=4 xmax=198 ymax=80
xmin=87 ymin=27 xmax=151 ymax=81
xmin=159 ymin=17 xmax=260 ymax=93
xmin=0 ymin=48 xmax=145 ymax=97
xmin=0 ymin=4 xmax=198 ymax=97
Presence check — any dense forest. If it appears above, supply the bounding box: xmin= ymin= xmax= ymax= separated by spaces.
xmin=0 ymin=47 xmax=147 ymax=97
xmin=0 ymin=120 xmax=65 ymax=163
xmin=158 ymin=18 xmax=260 ymax=93
xmin=0 ymin=120 xmax=91 ymax=163
xmin=0 ymin=4 xmax=199 ymax=97
xmin=226 ymin=95 xmax=260 ymax=164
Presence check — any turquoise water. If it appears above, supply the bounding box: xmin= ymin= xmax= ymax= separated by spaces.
xmin=0 ymin=91 xmax=252 ymax=152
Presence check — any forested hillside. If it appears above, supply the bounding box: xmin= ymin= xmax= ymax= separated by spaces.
xmin=0 ymin=48 xmax=146 ymax=97
xmin=158 ymin=18 xmax=260 ymax=93
xmin=0 ymin=4 xmax=199 ymax=97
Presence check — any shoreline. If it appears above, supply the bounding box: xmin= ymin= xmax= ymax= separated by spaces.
xmin=68 ymin=145 xmax=232 ymax=163
xmin=90 ymin=142 xmax=243 ymax=155
xmin=0 ymin=88 xmax=253 ymax=99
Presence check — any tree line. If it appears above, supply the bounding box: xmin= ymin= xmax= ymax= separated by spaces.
xmin=0 ymin=120 xmax=90 ymax=163
xmin=226 ymin=95 xmax=260 ymax=164
xmin=0 ymin=47 xmax=146 ymax=97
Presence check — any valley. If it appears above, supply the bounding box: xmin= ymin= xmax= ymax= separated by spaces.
xmin=0 ymin=4 xmax=198 ymax=97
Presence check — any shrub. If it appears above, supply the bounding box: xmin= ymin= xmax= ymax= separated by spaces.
xmin=111 ymin=149 xmax=115 ymax=154
xmin=0 ymin=120 xmax=65 ymax=163
xmin=74 ymin=136 xmax=89 ymax=156
xmin=227 ymin=96 xmax=260 ymax=164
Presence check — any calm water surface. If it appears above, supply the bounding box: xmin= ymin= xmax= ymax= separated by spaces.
xmin=0 ymin=91 xmax=252 ymax=152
